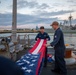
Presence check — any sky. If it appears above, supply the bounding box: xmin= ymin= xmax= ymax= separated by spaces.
xmin=0 ymin=0 xmax=76 ymax=29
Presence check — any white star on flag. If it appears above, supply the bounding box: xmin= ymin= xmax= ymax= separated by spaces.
xmin=34 ymin=56 xmax=38 ymax=58
xmin=23 ymin=59 xmax=30 ymax=64
xmin=22 ymin=67 xmax=27 ymax=70
xmin=21 ymin=56 xmax=24 ymax=59
xmin=18 ymin=63 xmax=24 ymax=65
xmin=28 ymin=54 xmax=31 ymax=56
xmin=16 ymin=60 xmax=20 ymax=63
xmin=32 ymin=60 xmax=36 ymax=62
xmin=29 ymin=64 xmax=34 ymax=66
xmin=22 ymin=59 xmax=26 ymax=62
xmin=26 ymin=69 xmax=32 ymax=73
xmin=26 ymin=56 xmax=29 ymax=58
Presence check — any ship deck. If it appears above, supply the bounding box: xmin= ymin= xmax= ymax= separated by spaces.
xmin=1 ymin=38 xmax=76 ymax=75
xmin=41 ymin=63 xmax=76 ymax=75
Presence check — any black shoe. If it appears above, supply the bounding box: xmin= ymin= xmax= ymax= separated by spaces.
xmin=51 ymin=69 xmax=60 ymax=74
xmin=59 ymin=73 xmax=67 ymax=75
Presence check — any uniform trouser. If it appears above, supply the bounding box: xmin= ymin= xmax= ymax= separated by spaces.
xmin=54 ymin=49 xmax=67 ymax=74
xmin=44 ymin=47 xmax=47 ymax=67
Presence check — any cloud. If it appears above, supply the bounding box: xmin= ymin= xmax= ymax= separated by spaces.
xmin=67 ymin=0 xmax=76 ymax=3
xmin=38 ymin=3 xmax=49 ymax=9
xmin=0 ymin=13 xmax=12 ymax=25
xmin=34 ymin=10 xmax=74 ymax=17
xmin=52 ymin=3 xmax=64 ymax=7
xmin=17 ymin=0 xmax=50 ymax=9
xmin=16 ymin=14 xmax=60 ymax=24
xmin=0 ymin=13 xmax=59 ymax=26
xmin=67 ymin=0 xmax=76 ymax=6
xmin=0 ymin=11 xmax=76 ymax=28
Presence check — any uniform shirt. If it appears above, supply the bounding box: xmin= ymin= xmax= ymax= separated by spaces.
xmin=35 ymin=32 xmax=50 ymax=41
xmin=0 ymin=56 xmax=24 ymax=75
xmin=50 ymin=28 xmax=65 ymax=50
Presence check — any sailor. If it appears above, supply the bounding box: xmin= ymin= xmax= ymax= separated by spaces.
xmin=46 ymin=21 xmax=67 ymax=75
xmin=0 ymin=56 xmax=24 ymax=75
xmin=35 ymin=26 xmax=50 ymax=67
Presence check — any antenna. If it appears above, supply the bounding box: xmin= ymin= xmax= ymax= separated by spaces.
xmin=69 ymin=13 xmax=72 ymax=27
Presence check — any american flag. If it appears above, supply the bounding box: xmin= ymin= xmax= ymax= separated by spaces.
xmin=16 ymin=39 xmax=47 ymax=75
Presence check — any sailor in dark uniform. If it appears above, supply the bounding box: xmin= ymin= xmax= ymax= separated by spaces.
xmin=35 ymin=26 xmax=50 ymax=67
xmin=0 ymin=56 xmax=24 ymax=75
xmin=46 ymin=21 xmax=67 ymax=75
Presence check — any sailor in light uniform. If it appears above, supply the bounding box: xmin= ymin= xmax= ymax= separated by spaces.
xmin=35 ymin=26 xmax=50 ymax=67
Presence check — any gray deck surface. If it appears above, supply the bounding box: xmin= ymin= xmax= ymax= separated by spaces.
xmin=41 ymin=65 xmax=76 ymax=75
xmin=41 ymin=48 xmax=76 ymax=75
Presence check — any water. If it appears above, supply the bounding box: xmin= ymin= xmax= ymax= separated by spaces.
xmin=0 ymin=33 xmax=76 ymax=46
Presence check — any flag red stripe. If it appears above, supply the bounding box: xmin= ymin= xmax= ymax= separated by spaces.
xmin=29 ymin=39 xmax=40 ymax=53
xmin=36 ymin=40 xmax=46 ymax=75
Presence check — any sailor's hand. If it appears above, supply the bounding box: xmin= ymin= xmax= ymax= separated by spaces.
xmin=46 ymin=38 xmax=48 ymax=41
xmin=37 ymin=38 xmax=39 ymax=40
xmin=45 ymin=44 xmax=50 ymax=47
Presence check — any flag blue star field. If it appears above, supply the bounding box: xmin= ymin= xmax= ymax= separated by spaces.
xmin=16 ymin=53 xmax=40 ymax=75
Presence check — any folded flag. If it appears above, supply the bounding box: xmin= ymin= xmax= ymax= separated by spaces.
xmin=16 ymin=39 xmax=47 ymax=75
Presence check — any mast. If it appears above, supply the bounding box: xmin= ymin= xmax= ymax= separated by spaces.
xmin=69 ymin=13 xmax=72 ymax=29
xmin=12 ymin=0 xmax=17 ymax=42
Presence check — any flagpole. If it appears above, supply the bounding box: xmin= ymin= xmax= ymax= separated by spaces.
xmin=12 ymin=0 xmax=17 ymax=43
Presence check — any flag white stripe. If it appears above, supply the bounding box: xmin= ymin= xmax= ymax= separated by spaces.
xmin=32 ymin=40 xmax=44 ymax=54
